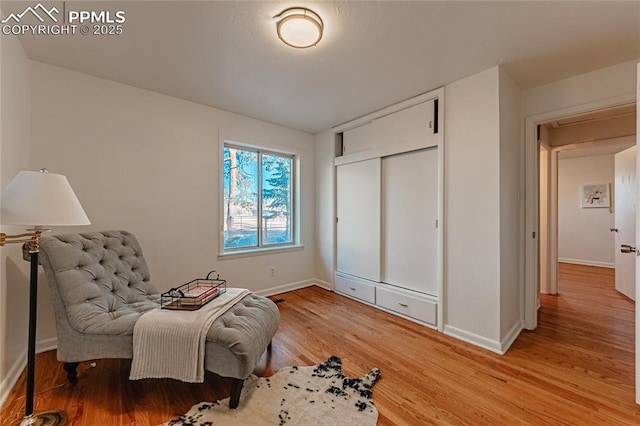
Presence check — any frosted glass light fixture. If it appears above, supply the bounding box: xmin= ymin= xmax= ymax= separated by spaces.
xmin=275 ymin=7 xmax=323 ymax=49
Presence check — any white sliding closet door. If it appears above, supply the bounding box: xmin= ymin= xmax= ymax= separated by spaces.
xmin=382 ymin=148 xmax=438 ymax=295
xmin=336 ymin=158 xmax=381 ymax=282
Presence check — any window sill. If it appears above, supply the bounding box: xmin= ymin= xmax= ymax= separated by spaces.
xmin=218 ymin=244 xmax=304 ymax=260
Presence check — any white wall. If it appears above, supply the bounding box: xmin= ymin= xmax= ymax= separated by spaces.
xmin=0 ymin=33 xmax=34 ymax=403
xmin=523 ymin=60 xmax=638 ymax=117
xmin=498 ymin=68 xmax=522 ymax=346
xmin=444 ymin=67 xmax=502 ymax=347
xmin=314 ymin=129 xmax=336 ymax=286
xmin=29 ymin=62 xmax=316 ymax=299
xmin=558 ymin=154 xmax=615 ymax=267
xmin=443 ymin=66 xmax=524 ymax=352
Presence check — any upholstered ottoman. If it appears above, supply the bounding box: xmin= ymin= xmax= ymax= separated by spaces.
xmin=204 ymin=293 xmax=279 ymax=406
xmin=39 ymin=230 xmax=280 ymax=408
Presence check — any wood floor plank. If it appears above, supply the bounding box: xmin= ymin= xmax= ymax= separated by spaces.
xmin=1 ymin=262 xmax=639 ymax=425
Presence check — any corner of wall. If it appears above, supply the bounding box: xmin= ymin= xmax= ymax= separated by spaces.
xmin=313 ymin=129 xmax=337 ymax=285
xmin=443 ymin=66 xmax=502 ymax=343
xmin=499 ymin=319 xmax=523 ymax=354
xmin=442 ymin=324 xmax=503 ymax=354
xmin=498 ymin=67 xmax=524 ymax=339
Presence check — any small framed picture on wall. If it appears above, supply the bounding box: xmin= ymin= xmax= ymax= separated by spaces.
xmin=581 ymin=183 xmax=610 ymax=208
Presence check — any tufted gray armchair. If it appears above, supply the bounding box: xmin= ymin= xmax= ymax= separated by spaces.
xmin=39 ymin=230 xmax=280 ymax=408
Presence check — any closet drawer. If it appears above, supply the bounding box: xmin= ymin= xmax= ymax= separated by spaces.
xmin=335 ymin=273 xmax=376 ymax=304
xmin=376 ymin=285 xmax=437 ymax=326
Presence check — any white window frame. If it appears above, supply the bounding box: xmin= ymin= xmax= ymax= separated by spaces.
xmin=218 ymin=137 xmax=300 ymax=258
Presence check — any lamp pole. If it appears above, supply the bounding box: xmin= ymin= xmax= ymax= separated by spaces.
xmin=0 ymin=230 xmax=62 ymax=425
xmin=1 ymin=170 xmax=90 ymax=426
xmin=25 ymin=237 xmax=39 ymax=420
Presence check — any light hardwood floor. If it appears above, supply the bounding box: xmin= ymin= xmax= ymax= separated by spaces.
xmin=1 ymin=263 xmax=639 ymax=425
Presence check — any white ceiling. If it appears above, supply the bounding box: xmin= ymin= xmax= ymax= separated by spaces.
xmin=5 ymin=1 xmax=640 ymax=133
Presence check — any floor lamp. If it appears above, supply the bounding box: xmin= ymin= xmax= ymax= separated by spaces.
xmin=1 ymin=169 xmax=90 ymax=426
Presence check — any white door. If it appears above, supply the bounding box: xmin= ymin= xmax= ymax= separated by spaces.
xmin=336 ymin=158 xmax=381 ymax=282
xmin=614 ymin=146 xmax=636 ymax=300
xmin=382 ymin=148 xmax=438 ymax=295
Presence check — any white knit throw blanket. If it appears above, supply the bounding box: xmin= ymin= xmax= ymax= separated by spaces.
xmin=129 ymin=287 xmax=251 ymax=383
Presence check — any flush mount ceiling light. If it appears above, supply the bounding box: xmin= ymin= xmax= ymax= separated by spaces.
xmin=275 ymin=7 xmax=323 ymax=49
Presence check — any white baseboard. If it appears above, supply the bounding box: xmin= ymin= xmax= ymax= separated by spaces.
xmin=443 ymin=324 xmax=503 ymax=355
xmin=253 ymin=279 xmax=317 ymax=297
xmin=254 ymin=278 xmax=333 ymax=297
xmin=558 ymin=258 xmax=614 ymax=269
xmin=444 ymin=321 xmax=522 ymax=355
xmin=500 ymin=320 xmax=523 ymax=354
xmin=0 ymin=350 xmax=26 ymax=407
xmin=0 ymin=337 xmax=58 ymax=407
xmin=313 ymin=279 xmax=333 ymax=291
xmin=36 ymin=337 xmax=58 ymax=353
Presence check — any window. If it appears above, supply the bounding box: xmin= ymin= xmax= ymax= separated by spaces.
xmin=222 ymin=143 xmax=295 ymax=252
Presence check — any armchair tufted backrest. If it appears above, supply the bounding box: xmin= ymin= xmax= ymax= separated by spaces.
xmin=39 ymin=230 xmax=161 ymax=335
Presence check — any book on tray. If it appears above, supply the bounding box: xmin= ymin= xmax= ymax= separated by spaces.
xmin=179 ymin=286 xmax=219 ymax=304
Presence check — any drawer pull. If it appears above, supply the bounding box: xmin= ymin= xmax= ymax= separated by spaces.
xmin=349 ymin=287 xmax=357 ymax=291
xmin=398 ymin=303 xmax=409 ymax=308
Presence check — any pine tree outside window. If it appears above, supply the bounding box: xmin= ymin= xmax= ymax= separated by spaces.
xmin=222 ymin=143 xmax=295 ymax=251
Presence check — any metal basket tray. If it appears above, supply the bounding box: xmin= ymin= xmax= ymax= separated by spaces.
xmin=161 ymin=271 xmax=227 ymax=311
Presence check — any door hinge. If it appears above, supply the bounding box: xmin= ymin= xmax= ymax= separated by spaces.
xmin=532 ymin=231 xmax=536 ymax=239
xmin=435 ymin=219 xmax=438 ymax=228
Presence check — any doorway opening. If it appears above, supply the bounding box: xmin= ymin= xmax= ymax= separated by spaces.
xmin=524 ymin=99 xmax=640 ymax=404
xmin=524 ymin=95 xmax=637 ymax=330
xmin=537 ymin=104 xmax=636 ymax=296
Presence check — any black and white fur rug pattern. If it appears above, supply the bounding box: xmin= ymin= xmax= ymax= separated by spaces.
xmin=164 ymin=356 xmax=381 ymax=426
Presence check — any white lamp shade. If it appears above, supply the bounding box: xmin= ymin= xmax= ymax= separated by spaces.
xmin=1 ymin=170 xmax=90 ymax=226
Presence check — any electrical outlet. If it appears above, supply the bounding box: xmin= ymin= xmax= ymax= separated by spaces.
xmin=269 ymin=267 xmax=276 ymax=276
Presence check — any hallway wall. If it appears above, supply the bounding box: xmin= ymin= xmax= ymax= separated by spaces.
xmin=558 ymin=154 xmax=615 ymax=267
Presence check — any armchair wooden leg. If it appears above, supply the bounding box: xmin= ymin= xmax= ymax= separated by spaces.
xmin=63 ymin=362 xmax=79 ymax=384
xmin=229 ymin=378 xmax=244 ymax=409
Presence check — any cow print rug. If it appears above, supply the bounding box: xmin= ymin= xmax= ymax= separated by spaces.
xmin=163 ymin=356 xmax=381 ymax=425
